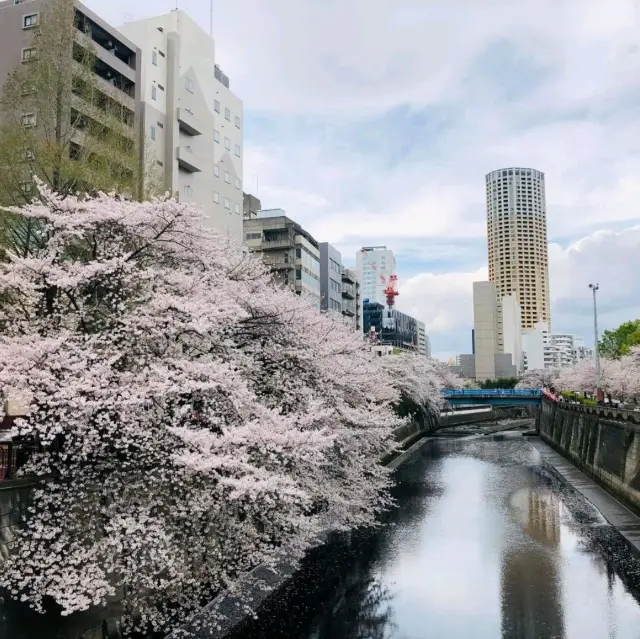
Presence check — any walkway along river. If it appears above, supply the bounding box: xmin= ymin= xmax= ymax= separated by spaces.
xmin=227 ymin=425 xmax=640 ymax=639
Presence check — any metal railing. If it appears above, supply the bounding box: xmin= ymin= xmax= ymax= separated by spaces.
xmin=444 ymin=388 xmax=543 ymax=397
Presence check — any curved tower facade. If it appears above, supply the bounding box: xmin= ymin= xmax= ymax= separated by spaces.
xmin=486 ymin=167 xmax=551 ymax=330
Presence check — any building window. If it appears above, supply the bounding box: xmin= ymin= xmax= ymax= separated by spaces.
xmin=21 ymin=47 xmax=36 ymax=62
xmin=224 ymin=197 xmax=230 ymax=210
xmin=225 ymin=107 xmax=230 ymax=121
xmin=151 ymin=85 xmax=157 ymax=100
xmin=234 ymin=203 xmax=240 ymax=214
xmin=214 ymin=99 xmax=220 ymax=113
xmin=214 ymin=164 xmax=219 ymax=177
xmin=152 ymin=50 xmax=158 ymax=66
xmin=235 ymin=177 xmax=241 ymax=190
xmin=214 ymin=129 xmax=220 ymax=143
xmin=185 ymin=77 xmax=195 ymax=93
xmin=184 ymin=185 xmax=193 ymax=197
xmin=235 ymin=116 xmax=241 ymax=129
xmin=23 ymin=13 xmax=38 ymax=28
xmin=234 ymin=144 xmax=241 ymax=157
xmin=213 ymin=191 xmax=220 ymax=204
xmin=150 ymin=125 xmax=156 ymax=140
xmin=224 ymin=137 xmax=230 ymax=150
xmin=21 ymin=113 xmax=36 ymax=128
xmin=224 ymin=171 xmax=230 ymax=184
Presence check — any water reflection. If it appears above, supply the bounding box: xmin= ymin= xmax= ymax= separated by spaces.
xmin=231 ymin=438 xmax=640 ymax=639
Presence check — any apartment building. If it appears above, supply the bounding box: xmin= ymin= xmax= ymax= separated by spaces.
xmin=319 ymin=243 xmax=343 ymax=313
xmin=120 ymin=10 xmax=243 ymax=243
xmin=341 ymin=267 xmax=362 ymax=331
xmin=0 ymin=0 xmax=141 ymax=192
xmin=486 ymin=167 xmax=551 ymax=330
xmin=243 ymin=209 xmax=320 ymax=308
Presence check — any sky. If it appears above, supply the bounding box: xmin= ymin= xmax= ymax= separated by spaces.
xmin=88 ymin=0 xmax=640 ymax=360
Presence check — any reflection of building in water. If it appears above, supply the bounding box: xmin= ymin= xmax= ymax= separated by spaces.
xmin=500 ymin=488 xmax=566 ymax=639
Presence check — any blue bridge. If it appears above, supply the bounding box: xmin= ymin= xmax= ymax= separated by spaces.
xmin=443 ymin=388 xmax=543 ymax=407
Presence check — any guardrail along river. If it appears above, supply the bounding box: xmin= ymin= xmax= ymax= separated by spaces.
xmin=229 ymin=432 xmax=640 ymax=639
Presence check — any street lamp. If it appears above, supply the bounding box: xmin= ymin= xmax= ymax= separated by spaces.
xmin=589 ymin=283 xmax=603 ymax=402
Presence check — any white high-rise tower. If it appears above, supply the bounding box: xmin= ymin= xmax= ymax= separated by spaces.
xmin=356 ymin=246 xmax=396 ymax=307
xmin=486 ymin=167 xmax=551 ymax=330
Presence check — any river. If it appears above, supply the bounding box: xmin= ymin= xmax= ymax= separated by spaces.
xmin=229 ymin=431 xmax=640 ymax=639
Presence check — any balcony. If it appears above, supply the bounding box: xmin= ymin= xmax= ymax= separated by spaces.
xmin=177 ymin=145 xmax=203 ymax=173
xmin=263 ymin=257 xmax=292 ymax=271
xmin=261 ymin=237 xmax=293 ymax=250
xmin=177 ymin=108 xmax=203 ymax=136
xmin=342 ymin=284 xmax=355 ymax=300
xmin=342 ymin=268 xmax=356 ymax=284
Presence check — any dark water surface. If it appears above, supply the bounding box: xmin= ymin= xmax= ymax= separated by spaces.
xmin=231 ymin=435 xmax=640 ymax=639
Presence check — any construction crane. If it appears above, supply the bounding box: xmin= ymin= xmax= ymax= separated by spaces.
xmin=384 ymin=274 xmax=399 ymax=309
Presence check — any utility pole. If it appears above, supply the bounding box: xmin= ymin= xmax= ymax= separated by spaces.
xmin=589 ymin=283 xmax=603 ymax=402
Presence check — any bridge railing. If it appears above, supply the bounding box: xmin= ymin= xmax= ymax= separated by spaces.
xmin=443 ymin=388 xmax=543 ymax=398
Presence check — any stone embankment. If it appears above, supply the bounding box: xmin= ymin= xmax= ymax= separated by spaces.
xmin=537 ymin=398 xmax=640 ymax=513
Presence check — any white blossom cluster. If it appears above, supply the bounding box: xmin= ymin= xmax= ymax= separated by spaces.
xmin=0 ymin=184 xmax=445 ymax=635
xmin=518 ymin=350 xmax=640 ymax=402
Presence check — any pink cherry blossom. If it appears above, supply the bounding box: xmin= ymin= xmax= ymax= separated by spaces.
xmin=0 ymin=182 xmax=444 ymax=635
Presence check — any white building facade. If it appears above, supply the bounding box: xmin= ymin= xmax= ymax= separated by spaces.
xmin=356 ymin=246 xmax=396 ymax=307
xmin=120 ymin=11 xmax=244 ymax=243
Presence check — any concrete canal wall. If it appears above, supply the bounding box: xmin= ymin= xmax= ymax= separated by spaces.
xmin=537 ymin=398 xmax=640 ymax=513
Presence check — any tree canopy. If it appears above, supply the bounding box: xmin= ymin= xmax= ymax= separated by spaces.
xmin=599 ymin=319 xmax=640 ymax=359
xmin=0 ymin=185 xmax=445 ymax=635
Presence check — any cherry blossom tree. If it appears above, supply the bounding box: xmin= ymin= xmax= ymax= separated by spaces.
xmin=381 ymin=353 xmax=447 ymax=427
xmin=0 ymin=184 xmax=407 ymax=635
xmin=516 ymin=367 xmax=560 ymax=389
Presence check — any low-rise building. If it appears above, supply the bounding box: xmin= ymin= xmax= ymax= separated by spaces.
xmin=243 ymin=210 xmax=320 ymax=308
xmin=363 ymin=300 xmax=418 ymax=352
xmin=417 ymin=321 xmax=428 ymax=358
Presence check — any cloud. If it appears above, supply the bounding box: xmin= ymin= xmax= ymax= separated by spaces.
xmin=84 ymin=0 xmax=640 ymax=356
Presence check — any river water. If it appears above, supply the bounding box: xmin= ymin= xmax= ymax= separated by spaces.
xmin=230 ymin=433 xmax=640 ymax=639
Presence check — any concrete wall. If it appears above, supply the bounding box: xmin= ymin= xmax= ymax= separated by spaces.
xmin=537 ymin=399 xmax=640 ymax=513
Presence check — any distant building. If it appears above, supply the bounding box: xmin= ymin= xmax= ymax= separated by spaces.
xmin=458 ymin=281 xmax=518 ymax=381
xmin=319 ymin=243 xmax=343 ymax=313
xmin=486 ymin=167 xmax=551 ymax=330
xmin=356 ymin=246 xmax=396 ymax=307
xmin=341 ymin=267 xmax=362 ymax=331
xmin=243 ymin=210 xmax=320 ymax=308
xmin=521 ymin=323 xmax=588 ymax=371
xmin=417 ymin=321 xmax=428 ymax=358
xmin=363 ymin=300 xmax=418 ymax=352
